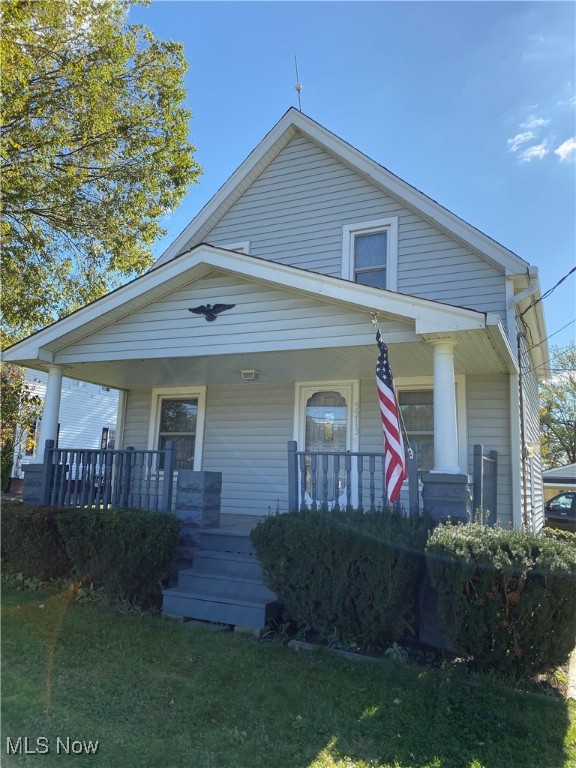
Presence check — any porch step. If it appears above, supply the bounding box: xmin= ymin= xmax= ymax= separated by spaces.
xmin=162 ymin=527 xmax=278 ymax=628
xmin=193 ymin=549 xmax=264 ymax=580
xmin=177 ymin=569 xmax=277 ymax=602
xmin=198 ymin=531 xmax=256 ymax=555
xmin=162 ymin=589 xmax=280 ymax=629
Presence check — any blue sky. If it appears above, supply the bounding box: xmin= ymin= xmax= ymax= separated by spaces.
xmin=130 ymin=1 xmax=576 ymax=353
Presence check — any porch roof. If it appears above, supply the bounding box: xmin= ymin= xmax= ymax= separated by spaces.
xmin=3 ymin=245 xmax=516 ymax=389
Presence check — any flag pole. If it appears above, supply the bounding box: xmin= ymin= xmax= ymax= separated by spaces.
xmin=371 ymin=314 xmax=414 ymax=460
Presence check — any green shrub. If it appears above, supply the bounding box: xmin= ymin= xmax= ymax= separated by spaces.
xmin=426 ymin=522 xmax=576 ymax=677
xmin=56 ymin=509 xmax=181 ymax=606
xmin=1 ymin=500 xmax=72 ymax=579
xmin=541 ymin=526 xmax=576 ymax=547
xmin=251 ymin=508 xmax=429 ymax=651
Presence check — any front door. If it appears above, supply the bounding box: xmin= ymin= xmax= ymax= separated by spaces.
xmin=295 ymin=382 xmax=359 ymax=506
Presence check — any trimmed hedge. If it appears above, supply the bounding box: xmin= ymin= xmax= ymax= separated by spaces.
xmin=1 ymin=500 xmax=72 ymax=579
xmin=56 ymin=509 xmax=181 ymax=605
xmin=251 ymin=508 xmax=429 ymax=650
xmin=426 ymin=522 xmax=576 ymax=677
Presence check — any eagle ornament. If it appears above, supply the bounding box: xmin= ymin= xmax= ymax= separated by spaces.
xmin=188 ymin=303 xmax=236 ymax=322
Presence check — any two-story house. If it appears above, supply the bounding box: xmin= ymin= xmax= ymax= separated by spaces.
xmin=2 ymin=108 xmax=548 ymax=531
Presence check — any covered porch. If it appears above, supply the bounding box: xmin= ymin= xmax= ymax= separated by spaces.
xmin=3 ymin=245 xmax=518 ymax=525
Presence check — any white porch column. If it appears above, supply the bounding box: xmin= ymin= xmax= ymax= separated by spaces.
xmin=37 ymin=366 xmax=64 ymax=459
xmin=430 ymin=339 xmax=460 ymax=473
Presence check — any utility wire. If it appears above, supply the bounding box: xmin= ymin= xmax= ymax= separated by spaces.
xmin=524 ymin=344 xmax=576 ymax=376
xmin=519 ymin=265 xmax=576 ymax=319
xmin=522 ymin=318 xmax=576 ymax=357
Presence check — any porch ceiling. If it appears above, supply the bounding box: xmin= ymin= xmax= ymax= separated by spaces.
xmin=17 ymin=328 xmax=513 ymax=391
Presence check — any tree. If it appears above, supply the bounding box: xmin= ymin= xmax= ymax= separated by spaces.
xmin=0 ymin=364 xmax=43 ymax=491
xmin=1 ymin=0 xmax=201 ymax=344
xmin=539 ymin=345 xmax=576 ymax=469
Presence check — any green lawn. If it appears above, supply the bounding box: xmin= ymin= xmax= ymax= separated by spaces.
xmin=1 ymin=584 xmax=575 ymax=768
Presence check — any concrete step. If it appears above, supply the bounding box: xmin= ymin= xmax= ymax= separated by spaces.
xmin=198 ymin=531 xmax=256 ymax=555
xmin=176 ymin=570 xmax=277 ymax=602
xmin=193 ymin=549 xmax=264 ymax=580
xmin=162 ymin=588 xmax=280 ymax=628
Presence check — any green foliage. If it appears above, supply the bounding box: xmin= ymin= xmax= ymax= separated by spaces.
xmin=541 ymin=525 xmax=576 ymax=547
xmin=0 ymin=364 xmax=42 ymax=490
xmin=1 ymin=0 xmax=201 ymax=343
xmin=251 ymin=508 xmax=429 ymax=651
xmin=427 ymin=521 xmax=576 ymax=677
xmin=540 ymin=345 xmax=576 ymax=469
xmin=1 ymin=500 xmax=72 ymax=579
xmin=56 ymin=508 xmax=181 ymax=605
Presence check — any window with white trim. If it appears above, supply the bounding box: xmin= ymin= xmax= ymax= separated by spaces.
xmin=158 ymin=399 xmax=198 ymax=469
xmin=148 ymin=387 xmax=206 ymax=471
xmin=398 ymin=390 xmax=434 ymax=471
xmin=342 ymin=217 xmax=398 ymax=291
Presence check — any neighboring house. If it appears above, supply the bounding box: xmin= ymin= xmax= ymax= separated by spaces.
xmin=10 ymin=370 xmax=119 ymax=487
xmin=543 ymin=463 xmax=576 ymax=501
xmin=2 ymin=109 xmax=549 ymax=530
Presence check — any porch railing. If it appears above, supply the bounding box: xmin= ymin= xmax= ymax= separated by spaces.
xmin=287 ymin=441 xmax=420 ymax=515
xmin=472 ymin=444 xmax=497 ymax=524
xmin=39 ymin=439 xmax=177 ymax=513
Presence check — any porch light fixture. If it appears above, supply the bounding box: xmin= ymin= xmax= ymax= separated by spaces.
xmin=240 ymin=368 xmax=261 ymax=381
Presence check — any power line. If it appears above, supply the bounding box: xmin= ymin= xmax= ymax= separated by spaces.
xmin=519 ymin=265 xmax=576 ymax=319
xmin=524 ymin=344 xmax=576 ymax=376
xmin=523 ymin=318 xmax=576 ymax=356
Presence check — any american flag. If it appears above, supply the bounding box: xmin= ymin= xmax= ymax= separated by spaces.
xmin=376 ymin=330 xmax=407 ymax=503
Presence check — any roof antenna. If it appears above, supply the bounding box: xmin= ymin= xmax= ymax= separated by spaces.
xmin=294 ymin=55 xmax=303 ymax=111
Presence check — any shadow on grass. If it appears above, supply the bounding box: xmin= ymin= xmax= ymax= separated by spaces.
xmin=1 ymin=586 xmax=573 ymax=768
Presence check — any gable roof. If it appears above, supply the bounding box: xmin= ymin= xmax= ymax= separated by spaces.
xmin=155 ymin=108 xmax=530 ymax=275
xmin=2 ymin=244 xmax=506 ymax=363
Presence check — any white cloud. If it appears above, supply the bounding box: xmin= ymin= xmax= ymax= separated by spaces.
xmin=554 ymin=138 xmax=576 ymax=161
xmin=507 ymin=131 xmax=536 ymax=152
xmin=521 ymin=115 xmax=550 ymax=130
xmin=518 ymin=144 xmax=549 ymax=163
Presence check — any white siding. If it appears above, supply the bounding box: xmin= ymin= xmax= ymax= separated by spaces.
xmin=517 ymin=330 xmax=544 ymax=531
xmin=55 ymin=273 xmax=412 ymax=363
xmin=203 ymin=383 xmax=294 ymax=516
xmin=200 ymin=134 xmax=506 ymax=319
xmin=15 ymin=371 xmax=118 ymax=476
xmin=122 ymin=390 xmax=152 ymax=450
xmin=466 ymin=375 xmax=512 ymax=527
xmin=123 ymin=383 xmax=294 ymax=516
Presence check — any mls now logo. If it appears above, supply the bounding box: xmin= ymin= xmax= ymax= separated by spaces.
xmin=6 ymin=737 xmax=99 ymax=755
xmin=6 ymin=738 xmax=49 ymax=755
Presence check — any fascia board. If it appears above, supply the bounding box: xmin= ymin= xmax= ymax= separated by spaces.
xmin=2 ymin=255 xmax=215 ymax=361
xmin=200 ymin=246 xmax=486 ymax=332
xmin=3 ymin=244 xmax=486 ymax=364
xmin=156 ymin=107 xmax=528 ymax=275
xmin=486 ymin=317 xmax=519 ymax=374
xmin=289 ymin=112 xmax=528 ymax=274
xmin=155 ymin=111 xmax=299 ymax=267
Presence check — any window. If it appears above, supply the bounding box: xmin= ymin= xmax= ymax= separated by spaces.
xmin=101 ymin=427 xmax=116 ymax=450
xmin=399 ymin=391 xmax=434 ymax=471
xmin=342 ymin=217 xmax=398 ymax=291
xmin=158 ymin=398 xmax=198 ymax=469
xmin=148 ymin=387 xmax=206 ymax=471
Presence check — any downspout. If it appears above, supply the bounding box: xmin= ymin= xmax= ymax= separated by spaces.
xmin=508 ymin=269 xmax=539 ymax=530
xmin=517 ymin=331 xmax=528 ymax=529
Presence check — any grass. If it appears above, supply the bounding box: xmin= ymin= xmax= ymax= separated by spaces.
xmin=1 ymin=584 xmax=575 ymax=768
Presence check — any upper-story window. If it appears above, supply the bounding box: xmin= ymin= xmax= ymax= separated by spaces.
xmin=342 ymin=217 xmax=398 ymax=291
